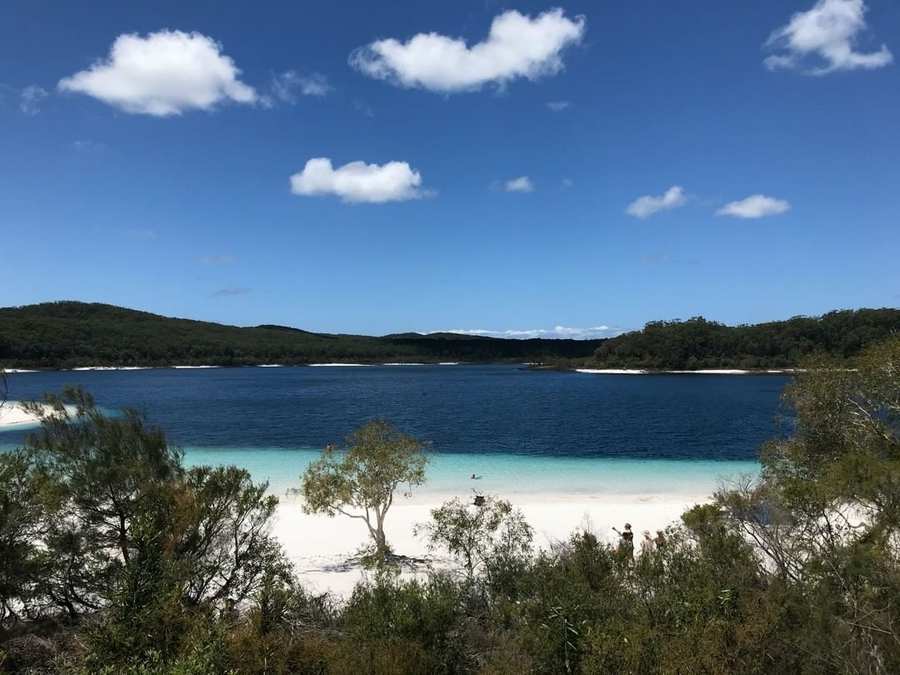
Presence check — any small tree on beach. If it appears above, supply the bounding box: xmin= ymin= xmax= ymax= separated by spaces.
xmin=301 ymin=420 xmax=427 ymax=564
xmin=418 ymin=495 xmax=533 ymax=580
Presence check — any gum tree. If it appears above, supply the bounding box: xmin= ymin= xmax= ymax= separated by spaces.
xmin=301 ymin=420 xmax=427 ymax=563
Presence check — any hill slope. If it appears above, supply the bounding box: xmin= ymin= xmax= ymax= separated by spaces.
xmin=0 ymin=302 xmax=604 ymax=368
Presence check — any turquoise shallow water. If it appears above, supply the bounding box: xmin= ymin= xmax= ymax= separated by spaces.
xmin=182 ymin=447 xmax=760 ymax=500
xmin=0 ymin=440 xmax=759 ymax=500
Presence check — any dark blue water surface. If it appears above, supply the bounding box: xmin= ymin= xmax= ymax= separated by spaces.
xmin=1 ymin=366 xmax=789 ymax=460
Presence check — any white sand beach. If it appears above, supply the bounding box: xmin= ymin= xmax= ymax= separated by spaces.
xmin=0 ymin=401 xmax=76 ymax=429
xmin=177 ymin=448 xmax=758 ymax=597
xmin=273 ymin=491 xmax=707 ymax=596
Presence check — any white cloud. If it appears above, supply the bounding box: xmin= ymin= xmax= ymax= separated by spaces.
xmin=350 ymin=9 xmax=585 ymax=93
xmin=504 ymin=176 xmax=534 ymax=193
xmin=764 ymin=0 xmax=892 ymax=75
xmin=716 ymin=195 xmax=791 ymax=219
xmin=20 ymin=85 xmax=48 ymax=115
xmin=439 ymin=325 xmax=619 ymax=340
xmin=269 ymin=71 xmax=331 ymax=104
xmin=626 ymin=186 xmax=687 ymax=218
xmin=546 ymin=100 xmax=571 ymax=111
xmin=290 ymin=158 xmax=427 ymax=203
xmin=58 ymin=30 xmax=257 ymax=116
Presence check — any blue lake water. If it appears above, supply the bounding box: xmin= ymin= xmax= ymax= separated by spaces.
xmin=1 ymin=366 xmax=787 ymax=496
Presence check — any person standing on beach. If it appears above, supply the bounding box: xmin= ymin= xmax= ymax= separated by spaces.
xmin=612 ymin=523 xmax=634 ymax=562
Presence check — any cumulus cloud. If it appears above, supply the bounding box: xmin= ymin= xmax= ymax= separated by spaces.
xmin=504 ymin=176 xmax=534 ymax=193
xmin=546 ymin=100 xmax=571 ymax=111
xmin=290 ymin=158 xmax=427 ymax=203
xmin=58 ymin=30 xmax=257 ymax=116
xmin=716 ymin=195 xmax=791 ymax=219
xmin=764 ymin=0 xmax=892 ymax=74
xmin=350 ymin=9 xmax=585 ymax=93
xmin=268 ymin=71 xmax=331 ymax=104
xmin=20 ymin=85 xmax=48 ymax=115
xmin=439 ymin=325 xmax=619 ymax=340
xmin=626 ymin=186 xmax=687 ymax=219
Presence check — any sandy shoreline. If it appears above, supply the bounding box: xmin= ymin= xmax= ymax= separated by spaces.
xmin=0 ymin=401 xmax=79 ymax=429
xmin=273 ymin=491 xmax=705 ymax=596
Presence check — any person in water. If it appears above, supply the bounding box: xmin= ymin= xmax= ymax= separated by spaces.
xmin=612 ymin=523 xmax=634 ymax=560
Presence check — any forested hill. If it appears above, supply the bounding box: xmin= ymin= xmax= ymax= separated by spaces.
xmin=0 ymin=302 xmax=603 ymax=369
xmin=586 ymin=309 xmax=900 ymax=370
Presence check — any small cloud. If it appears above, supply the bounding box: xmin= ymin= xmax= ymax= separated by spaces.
xmin=626 ymin=185 xmax=687 ymax=218
xmin=211 ymin=287 xmax=251 ymax=297
xmin=58 ymin=30 xmax=257 ymax=116
xmin=268 ymin=70 xmax=331 ymax=105
xmin=72 ymin=139 xmax=106 ymax=152
xmin=546 ymin=100 xmax=571 ymax=111
xmin=20 ymin=85 xmax=48 ymax=115
xmin=504 ymin=176 xmax=534 ymax=193
xmin=290 ymin=157 xmax=428 ymax=203
xmin=199 ymin=255 xmax=235 ymax=265
xmin=764 ymin=0 xmax=892 ymax=75
xmin=439 ymin=325 xmax=620 ymax=340
xmin=717 ymin=194 xmax=791 ymax=219
xmin=350 ymin=9 xmax=585 ymax=93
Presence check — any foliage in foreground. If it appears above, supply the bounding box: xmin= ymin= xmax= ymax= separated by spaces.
xmin=1 ymin=336 xmax=899 ymax=673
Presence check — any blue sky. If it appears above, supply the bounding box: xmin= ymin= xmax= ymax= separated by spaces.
xmin=1 ymin=1 xmax=898 ymax=337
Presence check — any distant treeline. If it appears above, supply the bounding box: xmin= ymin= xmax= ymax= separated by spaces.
xmin=2 ymin=302 xmax=897 ymax=370
xmin=586 ymin=308 xmax=900 ymax=370
xmin=0 ymin=301 xmax=602 ymax=369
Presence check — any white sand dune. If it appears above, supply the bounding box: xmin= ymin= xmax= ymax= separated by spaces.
xmin=273 ymin=491 xmax=704 ymax=597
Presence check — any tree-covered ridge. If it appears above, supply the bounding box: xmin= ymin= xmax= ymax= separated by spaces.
xmin=589 ymin=308 xmax=900 ymax=370
xmin=0 ymin=301 xmax=603 ymax=368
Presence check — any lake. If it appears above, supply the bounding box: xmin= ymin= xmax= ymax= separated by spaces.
xmin=1 ymin=365 xmax=787 ymax=496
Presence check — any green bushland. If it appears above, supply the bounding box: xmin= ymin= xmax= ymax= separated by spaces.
xmin=582 ymin=308 xmax=900 ymax=370
xmin=1 ymin=335 xmax=899 ymax=673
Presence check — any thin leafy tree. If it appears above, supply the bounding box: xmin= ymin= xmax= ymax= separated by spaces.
xmin=301 ymin=420 xmax=427 ymax=563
